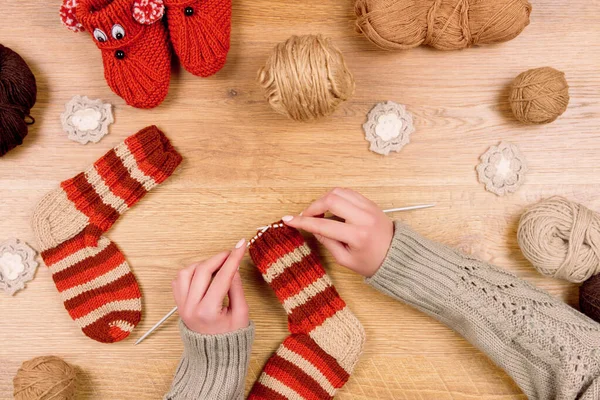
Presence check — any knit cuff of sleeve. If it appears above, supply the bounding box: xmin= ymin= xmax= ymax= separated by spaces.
xmin=179 ymin=319 xmax=255 ymax=353
xmin=365 ymin=221 xmax=465 ymax=315
xmin=165 ymin=320 xmax=255 ymax=400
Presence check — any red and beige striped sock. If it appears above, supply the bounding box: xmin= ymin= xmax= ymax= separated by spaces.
xmin=248 ymin=222 xmax=366 ymax=400
xmin=32 ymin=126 xmax=182 ymax=343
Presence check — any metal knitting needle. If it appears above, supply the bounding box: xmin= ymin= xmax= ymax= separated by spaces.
xmin=135 ymin=306 xmax=178 ymax=345
xmin=135 ymin=204 xmax=435 ymax=345
xmin=134 ymin=231 xmax=268 ymax=346
xmin=255 ymin=203 xmax=436 ymax=230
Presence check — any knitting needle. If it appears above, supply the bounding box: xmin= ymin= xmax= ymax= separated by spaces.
xmin=135 ymin=306 xmax=178 ymax=345
xmin=255 ymin=204 xmax=436 ymax=230
xmin=135 ymin=204 xmax=435 ymax=345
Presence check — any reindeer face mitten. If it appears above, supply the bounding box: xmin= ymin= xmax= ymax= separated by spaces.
xmin=164 ymin=0 xmax=232 ymax=77
xmin=60 ymin=0 xmax=171 ymax=109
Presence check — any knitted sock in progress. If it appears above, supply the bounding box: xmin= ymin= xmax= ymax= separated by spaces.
xmin=165 ymin=0 xmax=232 ymax=77
xmin=248 ymin=223 xmax=365 ymax=400
xmin=32 ymin=126 xmax=182 ymax=343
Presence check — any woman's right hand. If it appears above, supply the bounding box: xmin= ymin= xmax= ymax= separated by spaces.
xmin=281 ymin=188 xmax=394 ymax=278
xmin=172 ymin=239 xmax=250 ymax=335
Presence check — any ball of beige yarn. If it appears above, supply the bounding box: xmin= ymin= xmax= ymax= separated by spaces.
xmin=509 ymin=67 xmax=569 ymax=124
xmin=13 ymin=356 xmax=76 ymax=400
xmin=258 ymin=34 xmax=355 ymax=122
xmin=517 ymin=197 xmax=600 ymax=283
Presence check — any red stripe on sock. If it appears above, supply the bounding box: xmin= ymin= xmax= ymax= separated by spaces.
xmin=81 ymin=310 xmax=141 ymax=343
xmin=250 ymin=228 xmax=308 ymax=274
xmin=61 ymin=171 xmax=119 ymax=232
xmin=67 ymin=281 xmax=141 ymax=320
xmin=248 ymin=382 xmax=289 ymax=400
xmin=124 ymin=126 xmax=182 ymax=184
xmin=263 ymin=355 xmax=333 ymax=400
xmin=54 ymin=243 xmax=125 ymax=292
xmin=41 ymin=225 xmax=103 ymax=266
xmin=285 ymin=334 xmax=350 ymax=388
xmin=269 ymin=260 xmax=326 ymax=302
xmin=288 ymin=286 xmax=346 ymax=333
xmin=64 ymin=272 xmax=139 ymax=311
xmin=94 ymin=149 xmax=147 ymax=207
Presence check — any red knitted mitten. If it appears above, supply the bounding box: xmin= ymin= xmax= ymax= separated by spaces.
xmin=32 ymin=126 xmax=182 ymax=343
xmin=248 ymin=223 xmax=365 ymax=399
xmin=164 ymin=0 xmax=232 ymax=77
xmin=60 ymin=0 xmax=171 ymax=109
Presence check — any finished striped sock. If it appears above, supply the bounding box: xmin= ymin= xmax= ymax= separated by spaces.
xmin=32 ymin=126 xmax=182 ymax=343
xmin=248 ymin=222 xmax=366 ymax=400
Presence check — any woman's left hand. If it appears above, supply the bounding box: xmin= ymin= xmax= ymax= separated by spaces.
xmin=171 ymin=239 xmax=250 ymax=335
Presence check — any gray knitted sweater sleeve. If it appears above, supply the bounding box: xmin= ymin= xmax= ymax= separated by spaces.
xmin=366 ymin=221 xmax=600 ymax=400
xmin=165 ymin=320 xmax=254 ymax=400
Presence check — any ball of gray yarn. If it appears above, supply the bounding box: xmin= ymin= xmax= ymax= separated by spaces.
xmin=517 ymin=197 xmax=600 ymax=283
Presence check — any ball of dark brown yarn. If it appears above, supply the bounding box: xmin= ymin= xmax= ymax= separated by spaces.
xmin=580 ymin=275 xmax=600 ymax=324
xmin=13 ymin=356 xmax=77 ymax=400
xmin=0 ymin=43 xmax=37 ymax=157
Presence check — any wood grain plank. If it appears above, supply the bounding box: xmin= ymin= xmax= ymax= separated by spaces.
xmin=1 ymin=0 xmax=599 ymax=398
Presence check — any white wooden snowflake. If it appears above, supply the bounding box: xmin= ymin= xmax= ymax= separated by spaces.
xmin=363 ymin=101 xmax=415 ymax=156
xmin=476 ymin=142 xmax=528 ymax=196
xmin=61 ymin=95 xmax=114 ymax=144
xmin=0 ymin=239 xmax=38 ymax=296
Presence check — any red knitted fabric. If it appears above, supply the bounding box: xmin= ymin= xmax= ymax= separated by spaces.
xmin=32 ymin=126 xmax=182 ymax=343
xmin=248 ymin=223 xmax=365 ymax=399
xmin=164 ymin=0 xmax=232 ymax=77
xmin=74 ymin=0 xmax=172 ymax=108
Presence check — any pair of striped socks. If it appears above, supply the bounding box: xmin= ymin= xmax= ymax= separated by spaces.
xmin=248 ymin=222 xmax=366 ymax=399
xmin=32 ymin=125 xmax=182 ymax=343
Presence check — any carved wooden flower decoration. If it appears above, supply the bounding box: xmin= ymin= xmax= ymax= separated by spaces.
xmin=476 ymin=142 xmax=528 ymax=196
xmin=363 ymin=101 xmax=415 ymax=156
xmin=61 ymin=95 xmax=114 ymax=144
xmin=0 ymin=239 xmax=38 ymax=296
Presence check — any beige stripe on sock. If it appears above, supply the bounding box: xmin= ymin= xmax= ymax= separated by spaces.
xmin=309 ymin=307 xmax=366 ymax=374
xmin=75 ymin=298 xmax=142 ymax=328
xmin=85 ymin=167 xmax=128 ymax=214
xmin=110 ymin=320 xmax=135 ymax=333
xmin=277 ymin=345 xmax=336 ymax=396
xmin=282 ymin=275 xmax=332 ymax=314
xmin=59 ymin=262 xmax=131 ymax=301
xmin=49 ymin=236 xmax=111 ymax=274
xmin=258 ymin=373 xmax=303 ymax=400
xmin=263 ymin=243 xmax=311 ymax=283
xmin=114 ymin=142 xmax=157 ymax=191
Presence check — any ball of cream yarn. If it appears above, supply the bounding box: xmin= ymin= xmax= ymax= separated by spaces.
xmin=13 ymin=356 xmax=76 ymax=400
xmin=509 ymin=67 xmax=570 ymax=124
xmin=258 ymin=34 xmax=355 ymax=122
xmin=518 ymin=197 xmax=600 ymax=283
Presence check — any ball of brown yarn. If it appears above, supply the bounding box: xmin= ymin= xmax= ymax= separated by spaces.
xmin=518 ymin=197 xmax=600 ymax=283
xmin=509 ymin=67 xmax=570 ymax=124
xmin=580 ymin=274 xmax=600 ymax=323
xmin=14 ymin=356 xmax=76 ymax=400
xmin=355 ymin=0 xmax=532 ymax=51
xmin=0 ymin=43 xmax=37 ymax=157
xmin=258 ymin=34 xmax=355 ymax=122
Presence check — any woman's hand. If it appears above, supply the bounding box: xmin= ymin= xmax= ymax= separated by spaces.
xmin=172 ymin=239 xmax=250 ymax=334
xmin=282 ymin=188 xmax=394 ymax=278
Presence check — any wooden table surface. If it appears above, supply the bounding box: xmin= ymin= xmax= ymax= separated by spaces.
xmin=1 ymin=0 xmax=599 ymax=398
